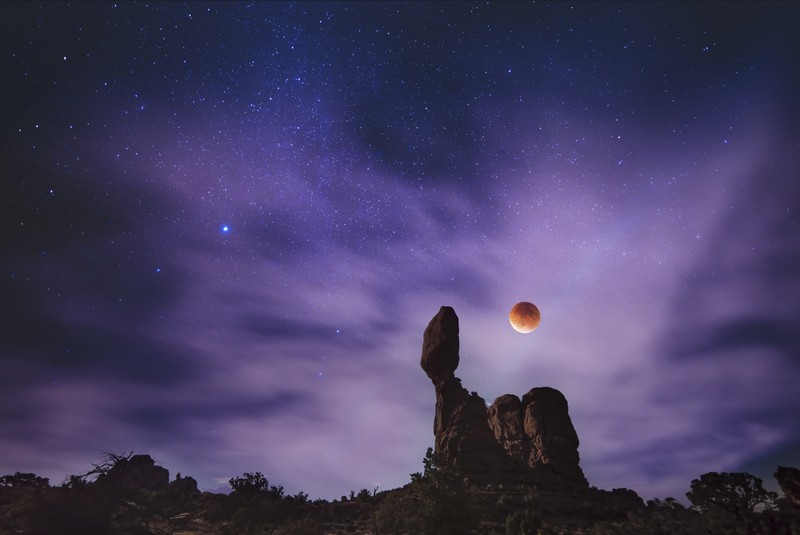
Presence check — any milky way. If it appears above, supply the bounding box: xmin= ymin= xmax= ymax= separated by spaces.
xmin=2 ymin=2 xmax=799 ymax=499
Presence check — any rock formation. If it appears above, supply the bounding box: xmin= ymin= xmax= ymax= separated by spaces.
xmin=776 ymin=466 xmax=800 ymax=507
xmin=420 ymin=306 xmax=514 ymax=478
xmin=170 ymin=473 xmax=200 ymax=497
xmin=421 ymin=306 xmax=587 ymax=485
xmin=96 ymin=454 xmax=169 ymax=491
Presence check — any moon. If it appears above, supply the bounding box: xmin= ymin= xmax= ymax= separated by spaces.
xmin=509 ymin=301 xmax=541 ymax=333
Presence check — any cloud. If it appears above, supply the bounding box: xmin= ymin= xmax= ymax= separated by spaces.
xmin=1 ymin=2 xmax=798 ymax=504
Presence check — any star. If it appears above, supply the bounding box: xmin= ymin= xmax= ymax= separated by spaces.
xmin=1 ymin=0 xmax=796 ymax=505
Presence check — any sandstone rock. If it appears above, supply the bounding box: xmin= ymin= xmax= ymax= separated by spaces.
xmin=96 ymin=454 xmax=169 ymax=491
xmin=487 ymin=394 xmax=526 ymax=464
xmin=775 ymin=466 xmax=800 ymax=507
xmin=170 ymin=473 xmax=200 ymax=496
xmin=420 ymin=306 xmax=460 ymax=384
xmin=522 ymin=387 xmax=585 ymax=483
xmin=521 ymin=387 xmax=579 ymax=447
xmin=169 ymin=511 xmax=192 ymax=525
xmin=422 ymin=308 xmax=515 ymax=479
xmin=434 ymin=377 xmax=510 ymax=476
xmin=422 ymin=306 xmax=587 ymax=485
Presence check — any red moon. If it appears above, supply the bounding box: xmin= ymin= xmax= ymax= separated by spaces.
xmin=509 ymin=301 xmax=541 ymax=333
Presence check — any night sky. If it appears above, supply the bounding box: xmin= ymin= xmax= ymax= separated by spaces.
xmin=2 ymin=2 xmax=799 ymax=501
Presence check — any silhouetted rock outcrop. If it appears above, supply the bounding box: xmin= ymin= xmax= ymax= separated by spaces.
xmin=96 ymin=454 xmax=169 ymax=491
xmin=776 ymin=466 xmax=800 ymax=507
xmin=420 ymin=305 xmax=460 ymax=384
xmin=487 ymin=387 xmax=584 ymax=482
xmin=487 ymin=394 xmax=526 ymax=463
xmin=421 ymin=307 xmax=518 ymax=480
xmin=422 ymin=306 xmax=587 ymax=485
xmin=523 ymin=387 xmax=583 ymax=482
xmin=170 ymin=473 xmax=200 ymax=496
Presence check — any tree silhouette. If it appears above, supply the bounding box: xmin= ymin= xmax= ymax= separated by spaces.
xmin=409 ymin=447 xmax=479 ymax=534
xmin=686 ymin=472 xmax=777 ymax=516
xmin=228 ymin=472 xmax=288 ymax=501
xmin=0 ymin=472 xmax=49 ymax=489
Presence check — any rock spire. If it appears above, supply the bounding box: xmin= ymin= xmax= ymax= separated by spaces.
xmin=421 ymin=306 xmax=587 ymax=485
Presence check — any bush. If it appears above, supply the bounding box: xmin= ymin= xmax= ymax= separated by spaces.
xmin=409 ymin=448 xmax=480 ymax=534
xmin=375 ymin=447 xmax=480 ymax=534
xmin=229 ymin=472 xmax=285 ymax=501
xmin=686 ymin=472 xmax=777 ymax=516
xmin=230 ymin=472 xmax=269 ymax=498
xmin=374 ymin=491 xmax=426 ymax=535
xmin=273 ymin=516 xmax=323 ymax=535
xmin=505 ymin=508 xmax=542 ymax=535
xmin=0 ymin=472 xmax=50 ymax=489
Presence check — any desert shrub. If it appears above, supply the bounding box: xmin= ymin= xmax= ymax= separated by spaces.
xmin=373 ymin=490 xmax=426 ymax=534
xmin=73 ymin=451 xmax=135 ymax=485
xmin=505 ymin=507 xmax=542 ymax=534
xmin=355 ymin=488 xmax=374 ymax=503
xmin=600 ymin=497 xmax=703 ymax=535
xmin=230 ymin=472 xmax=270 ymax=499
xmin=410 ymin=448 xmax=480 ymax=534
xmin=0 ymin=472 xmax=50 ymax=489
xmin=24 ymin=454 xmax=145 ymax=535
xmin=28 ymin=485 xmax=115 ymax=535
xmin=646 ymin=497 xmax=685 ymax=511
xmin=592 ymin=489 xmax=793 ymax=535
xmin=215 ymin=473 xmax=313 ymax=534
xmin=290 ymin=490 xmax=310 ymax=503
xmin=272 ymin=516 xmax=324 ymax=534
xmin=375 ymin=448 xmax=481 ymax=534
xmin=24 ymin=453 xmax=188 ymax=535
xmin=686 ymin=472 xmax=777 ymax=516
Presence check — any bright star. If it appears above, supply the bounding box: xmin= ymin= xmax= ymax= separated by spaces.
xmin=221 ymin=225 xmax=230 ymax=233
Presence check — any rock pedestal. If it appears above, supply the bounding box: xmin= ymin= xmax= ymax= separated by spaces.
xmin=421 ymin=306 xmax=587 ymax=485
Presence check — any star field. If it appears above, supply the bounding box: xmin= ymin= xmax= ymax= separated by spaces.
xmin=1 ymin=2 xmax=799 ymax=499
